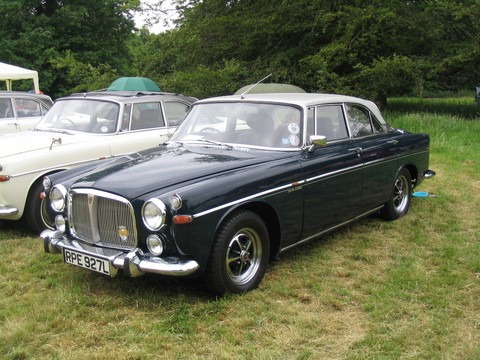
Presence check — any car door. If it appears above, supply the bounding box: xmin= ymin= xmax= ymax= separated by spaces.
xmin=299 ymin=104 xmax=364 ymax=241
xmin=14 ymin=97 xmax=50 ymax=131
xmin=107 ymin=100 xmax=191 ymax=156
xmin=0 ymin=98 xmax=17 ymax=133
xmin=345 ymin=103 xmax=400 ymax=211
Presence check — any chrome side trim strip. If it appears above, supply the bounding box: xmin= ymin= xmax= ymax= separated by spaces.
xmin=191 ymin=148 xmax=429 ymax=219
xmin=304 ymin=163 xmax=363 ymax=183
xmin=193 ymin=180 xmax=306 ymax=218
xmin=9 ymin=157 xmax=114 ymax=178
xmin=194 ymin=163 xmax=366 ymax=219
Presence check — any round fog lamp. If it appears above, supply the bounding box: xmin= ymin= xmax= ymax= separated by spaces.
xmin=55 ymin=215 xmax=66 ymax=233
xmin=146 ymin=235 xmax=164 ymax=256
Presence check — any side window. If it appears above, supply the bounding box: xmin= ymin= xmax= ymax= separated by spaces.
xmin=346 ymin=104 xmax=373 ymax=137
xmin=371 ymin=114 xmax=384 ymax=133
xmin=0 ymin=98 xmax=14 ymax=119
xmin=130 ymin=102 xmax=165 ymax=130
xmin=164 ymin=102 xmax=190 ymax=127
xmin=315 ymin=105 xmax=348 ymax=141
xmin=14 ymin=98 xmax=42 ymax=117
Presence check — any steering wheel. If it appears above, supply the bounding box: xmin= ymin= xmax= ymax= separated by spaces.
xmin=59 ymin=118 xmax=75 ymax=127
xmin=199 ymin=127 xmax=220 ymax=134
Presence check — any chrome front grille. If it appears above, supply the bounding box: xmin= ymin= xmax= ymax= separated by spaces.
xmin=68 ymin=189 xmax=137 ymax=250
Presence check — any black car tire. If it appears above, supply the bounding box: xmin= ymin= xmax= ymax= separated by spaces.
xmin=24 ymin=179 xmax=52 ymax=234
xmin=204 ymin=210 xmax=270 ymax=296
xmin=380 ymin=168 xmax=412 ymax=220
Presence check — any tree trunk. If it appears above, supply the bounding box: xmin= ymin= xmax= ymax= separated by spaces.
xmin=375 ymin=91 xmax=388 ymax=111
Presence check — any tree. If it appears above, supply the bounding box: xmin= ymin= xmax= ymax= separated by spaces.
xmin=0 ymin=0 xmax=140 ymax=97
xmin=145 ymin=0 xmax=480 ymax=101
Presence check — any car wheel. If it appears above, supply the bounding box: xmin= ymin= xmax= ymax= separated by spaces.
xmin=380 ymin=168 xmax=412 ymax=220
xmin=24 ymin=180 xmax=53 ymax=234
xmin=204 ymin=210 xmax=270 ymax=296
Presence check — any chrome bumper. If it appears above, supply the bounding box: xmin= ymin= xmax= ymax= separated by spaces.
xmin=40 ymin=229 xmax=199 ymax=277
xmin=0 ymin=205 xmax=18 ymax=216
xmin=423 ymin=169 xmax=436 ymax=179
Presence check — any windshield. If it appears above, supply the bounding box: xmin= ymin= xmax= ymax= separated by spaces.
xmin=35 ymin=99 xmax=119 ymax=134
xmin=170 ymin=102 xmax=303 ymax=149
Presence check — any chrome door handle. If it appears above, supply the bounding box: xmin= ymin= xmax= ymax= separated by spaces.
xmin=348 ymin=147 xmax=362 ymax=157
xmin=387 ymin=140 xmax=398 ymax=145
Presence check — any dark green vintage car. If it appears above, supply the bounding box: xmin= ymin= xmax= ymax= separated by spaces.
xmin=40 ymin=93 xmax=435 ymax=295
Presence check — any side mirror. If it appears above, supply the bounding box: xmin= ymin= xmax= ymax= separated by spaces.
xmin=307 ymin=135 xmax=327 ymax=152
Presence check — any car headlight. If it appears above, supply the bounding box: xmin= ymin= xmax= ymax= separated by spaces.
xmin=49 ymin=185 xmax=67 ymax=212
xmin=43 ymin=176 xmax=52 ymax=191
xmin=142 ymin=198 xmax=167 ymax=231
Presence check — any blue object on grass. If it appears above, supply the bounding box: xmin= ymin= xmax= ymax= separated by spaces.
xmin=413 ymin=191 xmax=429 ymax=198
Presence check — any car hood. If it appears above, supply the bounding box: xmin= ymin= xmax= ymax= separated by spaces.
xmin=0 ymin=130 xmax=93 ymax=159
xmin=70 ymin=144 xmax=283 ymax=199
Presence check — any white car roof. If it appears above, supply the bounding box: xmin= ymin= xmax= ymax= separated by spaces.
xmin=197 ymin=93 xmax=386 ymax=124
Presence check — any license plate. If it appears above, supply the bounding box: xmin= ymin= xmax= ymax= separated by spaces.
xmin=63 ymin=248 xmax=111 ymax=276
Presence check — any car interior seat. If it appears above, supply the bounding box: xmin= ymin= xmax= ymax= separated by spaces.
xmin=238 ymin=113 xmax=275 ymax=146
xmin=132 ymin=109 xmax=163 ymax=130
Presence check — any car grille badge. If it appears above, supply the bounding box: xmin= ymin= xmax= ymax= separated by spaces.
xmin=117 ymin=226 xmax=129 ymax=241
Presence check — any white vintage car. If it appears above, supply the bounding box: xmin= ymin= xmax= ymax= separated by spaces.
xmin=0 ymin=90 xmax=196 ymax=233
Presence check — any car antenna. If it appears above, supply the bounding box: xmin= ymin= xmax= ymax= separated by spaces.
xmin=240 ymin=73 xmax=272 ymax=99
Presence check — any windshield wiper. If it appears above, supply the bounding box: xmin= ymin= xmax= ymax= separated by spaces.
xmin=34 ymin=128 xmax=71 ymax=135
xmin=196 ymin=138 xmax=234 ymax=149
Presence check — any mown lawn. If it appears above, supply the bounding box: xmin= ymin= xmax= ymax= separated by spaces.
xmin=1 ymin=100 xmax=479 ymax=359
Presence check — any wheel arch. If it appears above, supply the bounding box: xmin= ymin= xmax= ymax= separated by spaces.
xmin=230 ymin=201 xmax=282 ymax=262
xmin=403 ymin=164 xmax=418 ymax=188
xmin=25 ymin=169 xmax=68 ymax=204
xmin=23 ymin=168 xmax=68 ymax=222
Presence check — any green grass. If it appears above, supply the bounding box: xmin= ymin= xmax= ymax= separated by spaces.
xmin=388 ymin=96 xmax=480 ymax=119
xmin=1 ymin=100 xmax=479 ymax=359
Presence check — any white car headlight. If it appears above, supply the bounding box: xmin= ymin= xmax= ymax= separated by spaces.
xmin=42 ymin=176 xmax=52 ymax=191
xmin=49 ymin=185 xmax=67 ymax=212
xmin=142 ymin=198 xmax=167 ymax=231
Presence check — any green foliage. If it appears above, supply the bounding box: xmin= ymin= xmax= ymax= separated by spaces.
xmin=159 ymin=59 xmax=246 ymax=98
xmin=0 ymin=0 xmax=140 ymax=98
xmin=2 ymin=0 xmax=480 ymax=100
xmin=51 ymin=51 xmax=119 ymax=93
xmin=147 ymin=0 xmax=480 ymax=100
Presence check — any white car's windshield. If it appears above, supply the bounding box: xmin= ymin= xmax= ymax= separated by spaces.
xmin=170 ymin=102 xmax=303 ymax=149
xmin=36 ymin=99 xmax=119 ymax=134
